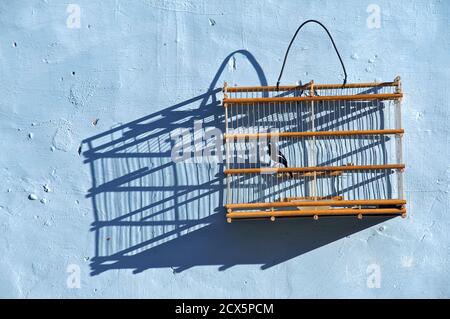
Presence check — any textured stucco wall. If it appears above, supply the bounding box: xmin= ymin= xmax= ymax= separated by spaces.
xmin=0 ymin=0 xmax=449 ymax=298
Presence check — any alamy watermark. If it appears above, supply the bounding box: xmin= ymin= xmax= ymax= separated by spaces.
xmin=366 ymin=4 xmax=381 ymax=29
xmin=366 ymin=263 xmax=381 ymax=288
xmin=66 ymin=263 xmax=81 ymax=289
xmin=170 ymin=120 xmax=280 ymax=165
xmin=66 ymin=4 xmax=81 ymax=29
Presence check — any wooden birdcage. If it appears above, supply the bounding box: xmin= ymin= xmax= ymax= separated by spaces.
xmin=222 ymin=77 xmax=405 ymax=221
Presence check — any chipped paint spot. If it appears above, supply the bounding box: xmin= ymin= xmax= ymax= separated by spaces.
xmin=52 ymin=122 xmax=73 ymax=152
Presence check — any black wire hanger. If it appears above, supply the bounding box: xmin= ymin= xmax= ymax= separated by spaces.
xmin=276 ymin=19 xmax=348 ymax=90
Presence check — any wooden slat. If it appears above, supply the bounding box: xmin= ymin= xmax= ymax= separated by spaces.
xmin=224 ymin=164 xmax=405 ymax=175
xmin=227 ymin=208 xmax=406 ymax=219
xmin=223 ymin=93 xmax=403 ymax=105
xmin=226 ymin=199 xmax=406 ymax=210
xmin=226 ymin=81 xmax=398 ymax=92
xmin=224 ymin=129 xmax=404 ymax=139
xmin=282 ymin=195 xmax=343 ymax=201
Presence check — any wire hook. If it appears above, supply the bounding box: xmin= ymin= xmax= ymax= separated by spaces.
xmin=276 ymin=19 xmax=347 ymax=90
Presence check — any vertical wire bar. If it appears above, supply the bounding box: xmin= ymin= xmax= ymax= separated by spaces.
xmin=252 ymin=95 xmax=256 ymax=202
xmin=309 ymin=81 xmax=317 ymax=200
xmin=360 ymin=94 xmax=367 ymax=199
xmin=256 ymin=95 xmax=260 ymax=203
xmin=236 ymin=98 xmax=240 ymax=204
xmin=369 ymin=98 xmax=374 ymax=200
xmin=224 ymin=83 xmax=231 ymax=206
xmin=276 ymin=99 xmax=283 ymax=202
xmin=295 ymin=99 xmax=299 ymax=198
xmin=394 ymin=77 xmax=404 ymax=200
xmin=327 ymin=97 xmax=333 ymax=198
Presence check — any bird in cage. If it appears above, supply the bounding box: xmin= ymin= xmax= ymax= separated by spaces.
xmin=267 ymin=141 xmax=293 ymax=178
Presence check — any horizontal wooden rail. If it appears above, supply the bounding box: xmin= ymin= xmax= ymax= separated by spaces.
xmin=226 ymin=81 xmax=399 ymax=92
xmin=223 ymin=93 xmax=402 ymax=105
xmin=291 ymin=171 xmax=342 ymax=177
xmin=226 ymin=199 xmax=406 ymax=210
xmin=224 ymin=164 xmax=405 ymax=175
xmin=282 ymin=196 xmax=343 ymax=201
xmin=224 ymin=129 xmax=404 ymax=139
xmin=226 ymin=208 xmax=406 ymax=219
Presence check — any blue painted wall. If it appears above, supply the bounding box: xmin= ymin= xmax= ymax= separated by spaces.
xmin=0 ymin=0 xmax=449 ymax=298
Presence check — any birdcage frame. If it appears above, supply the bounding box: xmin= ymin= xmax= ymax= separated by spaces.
xmin=222 ymin=77 xmax=405 ymax=222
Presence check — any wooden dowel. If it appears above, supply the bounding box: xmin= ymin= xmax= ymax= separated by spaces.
xmin=224 ymin=129 xmax=404 ymax=139
xmin=224 ymin=164 xmax=405 ymax=175
xmin=281 ymin=195 xmax=343 ymax=201
xmin=287 ymin=171 xmax=343 ymax=177
xmin=225 ymin=81 xmax=398 ymax=92
xmin=226 ymin=208 xmax=406 ymax=219
xmin=223 ymin=93 xmax=402 ymax=105
xmin=225 ymin=199 xmax=406 ymax=210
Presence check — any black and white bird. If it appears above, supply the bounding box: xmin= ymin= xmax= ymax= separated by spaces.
xmin=267 ymin=141 xmax=293 ymax=178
